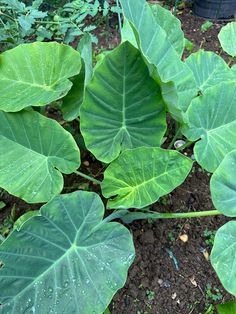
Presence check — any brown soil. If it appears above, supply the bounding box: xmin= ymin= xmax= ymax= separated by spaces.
xmin=110 ymin=165 xmax=233 ymax=314
xmin=0 ymin=2 xmax=235 ymax=314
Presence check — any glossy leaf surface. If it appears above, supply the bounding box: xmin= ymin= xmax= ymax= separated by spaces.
xmin=119 ymin=0 xmax=197 ymax=122
xmin=150 ymin=4 xmax=184 ymax=56
xmin=183 ymin=82 xmax=236 ymax=172
xmin=218 ymin=22 xmax=236 ymax=57
xmin=186 ymin=50 xmax=234 ymax=92
xmin=0 ymin=110 xmax=80 ymax=203
xmin=80 ymin=42 xmax=166 ymax=163
xmin=211 ymin=150 xmax=236 ymax=217
xmin=211 ymin=221 xmax=236 ymax=296
xmin=0 ymin=191 xmax=135 ymax=314
xmin=0 ymin=42 xmax=81 ymax=112
xmin=102 ymin=147 xmax=193 ymax=209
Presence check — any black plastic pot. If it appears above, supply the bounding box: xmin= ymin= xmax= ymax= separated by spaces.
xmin=193 ymin=0 xmax=236 ymax=20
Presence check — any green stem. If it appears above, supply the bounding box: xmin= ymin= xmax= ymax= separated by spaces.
xmin=176 ymin=140 xmax=193 ymax=151
xmin=74 ymin=171 xmax=102 ymax=185
xmin=152 ymin=209 xmax=221 ymax=219
xmin=122 ymin=209 xmax=222 ymax=223
xmin=167 ymin=126 xmax=181 ymax=149
xmin=37 ymin=20 xmax=59 ymax=25
xmin=0 ymin=11 xmax=16 ymax=22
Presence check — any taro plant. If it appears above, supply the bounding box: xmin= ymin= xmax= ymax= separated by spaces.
xmin=0 ymin=1 xmax=236 ymax=313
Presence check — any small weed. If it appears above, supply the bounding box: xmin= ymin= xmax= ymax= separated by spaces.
xmin=159 ymin=195 xmax=172 ymax=206
xmin=205 ymin=283 xmax=223 ymax=302
xmin=0 ymin=204 xmax=18 ymax=238
xmin=167 ymin=231 xmax=175 ymax=242
xmin=184 ymin=38 xmax=195 ymax=52
xmin=146 ymin=290 xmax=155 ymax=301
xmin=203 ymin=229 xmax=216 ymax=246
xmin=201 ymin=21 xmax=213 ymax=32
xmin=204 ymin=303 xmax=215 ymax=314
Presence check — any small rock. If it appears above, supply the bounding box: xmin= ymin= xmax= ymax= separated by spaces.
xmin=171 ymin=292 xmax=177 ymax=300
xmin=157 ymin=279 xmax=163 ymax=286
xmin=189 ymin=276 xmax=198 ymax=287
xmin=179 ymin=234 xmax=188 ymax=243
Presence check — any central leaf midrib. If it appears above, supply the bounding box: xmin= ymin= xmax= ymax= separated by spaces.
xmin=121 ymin=49 xmax=127 ymax=129
xmin=128 ymin=165 xmax=187 ymax=192
xmin=1 ymin=135 xmax=62 ymax=161
xmin=4 ymin=233 xmax=108 ymax=309
xmin=0 ymin=77 xmax=60 ymax=91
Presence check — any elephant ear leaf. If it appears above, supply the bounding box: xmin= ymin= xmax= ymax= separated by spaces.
xmin=211 ymin=221 xmax=236 ymax=297
xmin=0 ymin=191 xmax=135 ymax=314
xmin=80 ymin=41 xmax=166 ymax=163
xmin=119 ymin=0 xmax=197 ymax=122
xmin=0 ymin=110 xmax=80 ymax=203
xmin=183 ymin=82 xmax=236 ymax=173
xmin=210 ymin=150 xmax=236 ymax=217
xmin=218 ymin=22 xmax=236 ymax=57
xmin=186 ymin=50 xmax=234 ymax=93
xmin=150 ymin=3 xmax=184 ymax=56
xmin=0 ymin=42 xmax=81 ymax=112
xmin=102 ymin=147 xmax=193 ymax=209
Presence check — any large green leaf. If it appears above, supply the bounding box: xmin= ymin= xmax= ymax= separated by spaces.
xmin=0 ymin=42 xmax=81 ymax=112
xmin=217 ymin=301 xmax=236 ymax=314
xmin=211 ymin=221 xmax=236 ymax=296
xmin=0 ymin=110 xmax=80 ymax=203
xmin=218 ymin=22 xmax=236 ymax=57
xmin=183 ymin=82 xmax=236 ymax=173
xmin=119 ymin=0 xmax=197 ymax=122
xmin=61 ymin=34 xmax=93 ymax=121
xmin=102 ymin=147 xmax=193 ymax=209
xmin=186 ymin=50 xmax=234 ymax=92
xmin=0 ymin=191 xmax=135 ymax=314
xmin=122 ymin=4 xmax=185 ymax=57
xmin=80 ymin=41 xmax=166 ymax=163
xmin=150 ymin=4 xmax=184 ymax=56
xmin=210 ymin=150 xmax=236 ymax=217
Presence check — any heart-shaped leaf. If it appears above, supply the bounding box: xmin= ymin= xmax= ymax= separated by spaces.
xmin=0 ymin=110 xmax=80 ymax=203
xmin=210 ymin=150 xmax=236 ymax=217
xmin=0 ymin=42 xmax=81 ymax=112
xmin=150 ymin=4 xmax=184 ymax=56
xmin=183 ymin=82 xmax=236 ymax=172
xmin=119 ymin=0 xmax=197 ymax=122
xmin=211 ymin=221 xmax=236 ymax=296
xmin=0 ymin=191 xmax=135 ymax=313
xmin=186 ymin=50 xmax=234 ymax=92
xmin=218 ymin=22 xmax=236 ymax=57
xmin=80 ymin=41 xmax=166 ymax=163
xmin=102 ymin=147 xmax=193 ymax=209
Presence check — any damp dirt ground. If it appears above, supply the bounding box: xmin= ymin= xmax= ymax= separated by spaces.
xmin=0 ymin=2 xmax=235 ymax=314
